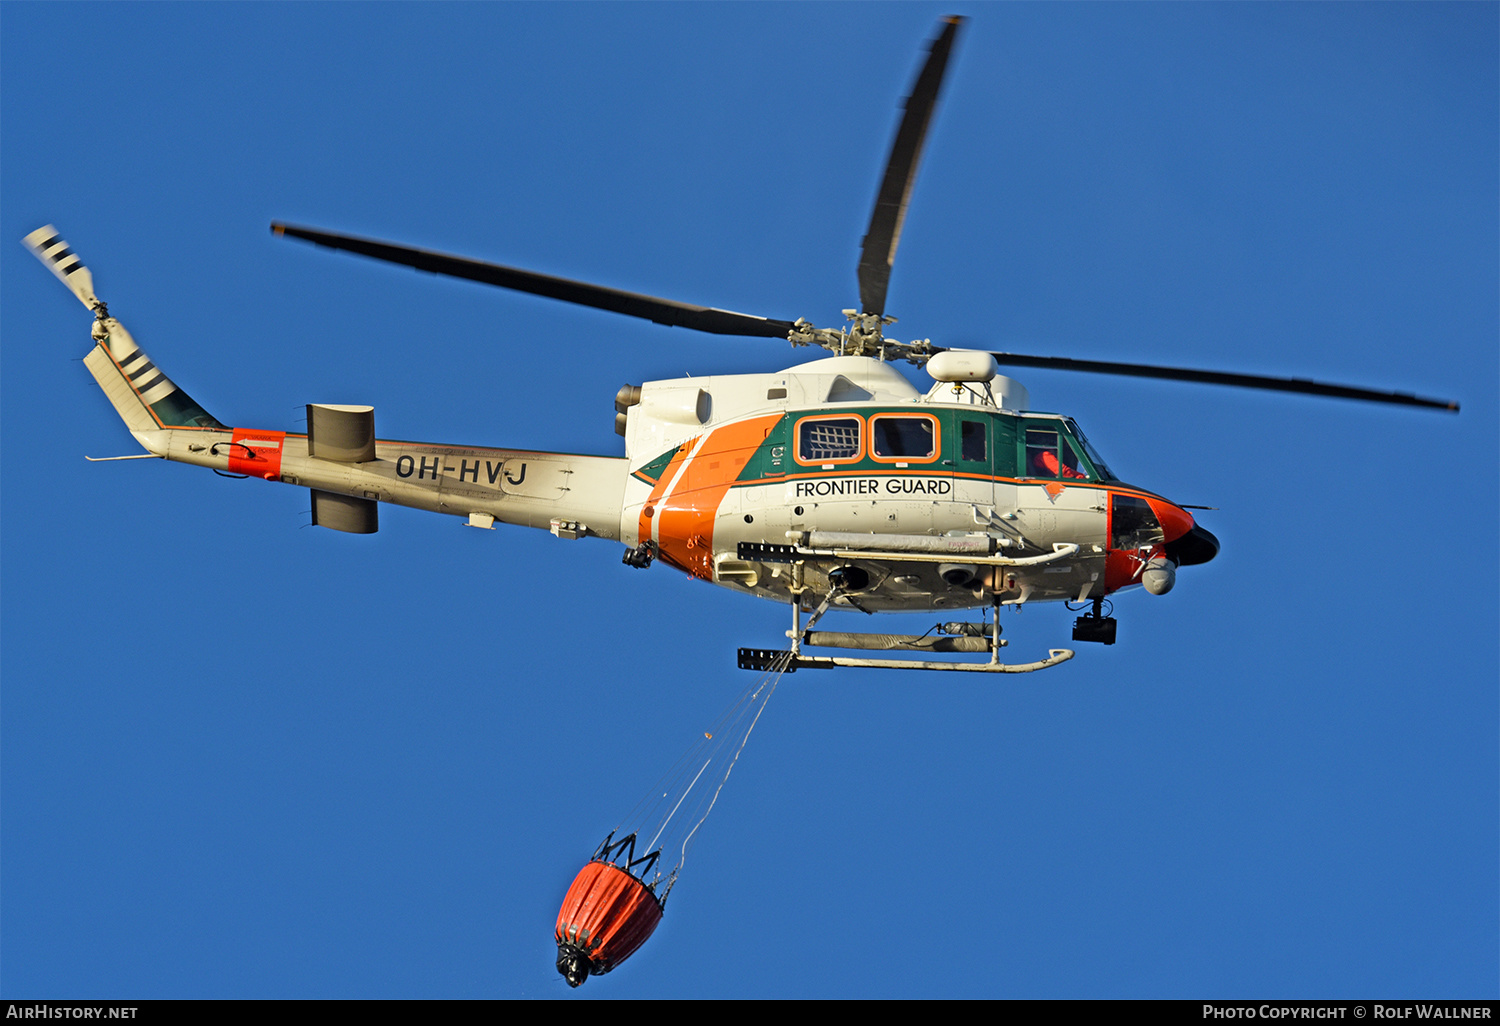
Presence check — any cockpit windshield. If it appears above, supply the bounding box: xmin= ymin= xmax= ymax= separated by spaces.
xmin=1064 ymin=418 xmax=1118 ymax=481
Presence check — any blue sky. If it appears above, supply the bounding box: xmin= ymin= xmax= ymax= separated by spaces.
xmin=3 ymin=2 xmax=1495 ymax=999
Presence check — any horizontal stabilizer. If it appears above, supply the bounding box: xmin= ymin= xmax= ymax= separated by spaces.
xmin=307 ymin=404 xmax=376 ymax=463
xmin=311 ymin=490 xmax=378 ymax=534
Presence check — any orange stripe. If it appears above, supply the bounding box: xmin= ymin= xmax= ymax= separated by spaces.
xmin=655 ymin=415 xmax=781 ymax=579
xmin=637 ymin=443 xmax=689 ymax=547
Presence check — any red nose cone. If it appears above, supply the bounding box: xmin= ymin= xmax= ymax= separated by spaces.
xmin=1146 ymin=498 xmax=1195 ymax=544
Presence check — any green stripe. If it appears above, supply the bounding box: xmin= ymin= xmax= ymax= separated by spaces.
xmin=632 ymin=445 xmax=681 ymax=485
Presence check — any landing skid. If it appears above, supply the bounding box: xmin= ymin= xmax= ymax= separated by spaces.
xmin=738 ymin=648 xmax=1074 ymax=674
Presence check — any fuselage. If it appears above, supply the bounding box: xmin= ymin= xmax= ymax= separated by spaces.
xmin=122 ymin=351 xmax=1211 ymax=615
xmin=617 ymin=356 xmax=1210 ymax=612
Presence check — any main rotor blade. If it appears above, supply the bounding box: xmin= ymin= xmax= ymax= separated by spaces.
xmin=271 ymin=223 xmax=798 ymax=339
xmin=857 ymin=15 xmax=964 ymax=319
xmin=962 ymin=349 xmax=1460 ymax=412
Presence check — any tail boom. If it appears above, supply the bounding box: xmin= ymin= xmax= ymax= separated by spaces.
xmin=26 ymin=226 xmax=625 ymax=540
xmin=150 ymin=428 xmax=628 ymax=539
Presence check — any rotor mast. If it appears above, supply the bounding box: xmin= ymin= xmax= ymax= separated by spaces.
xmin=787 ymin=15 xmax=965 ymax=363
xmin=850 ymin=15 xmax=964 ymax=359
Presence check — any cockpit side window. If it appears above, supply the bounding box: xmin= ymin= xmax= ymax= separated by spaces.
xmin=1024 ymin=427 xmax=1090 ymax=480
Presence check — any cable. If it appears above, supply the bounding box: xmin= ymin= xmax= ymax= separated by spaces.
xmin=599 ymin=653 xmax=791 ymax=903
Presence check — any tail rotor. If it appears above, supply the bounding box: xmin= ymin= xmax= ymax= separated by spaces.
xmin=22 ymin=225 xmax=221 ymax=432
xmin=23 ymin=225 xmax=105 ymax=319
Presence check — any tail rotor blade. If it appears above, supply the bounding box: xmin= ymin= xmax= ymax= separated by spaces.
xmin=857 ymin=15 xmax=964 ymax=318
xmin=23 ymin=225 xmax=101 ymax=312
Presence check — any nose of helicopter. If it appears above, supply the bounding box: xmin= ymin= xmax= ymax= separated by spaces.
xmin=1146 ymin=497 xmax=1221 ymax=566
xmin=1145 ymin=497 xmax=1195 ymax=545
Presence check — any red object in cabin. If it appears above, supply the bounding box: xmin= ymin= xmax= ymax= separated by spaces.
xmin=554 ymin=859 xmax=664 ymax=987
xmin=1032 ymin=448 xmax=1088 ymax=480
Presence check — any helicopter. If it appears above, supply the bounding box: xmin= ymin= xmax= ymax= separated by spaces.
xmin=22 ymin=16 xmax=1458 ymax=676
